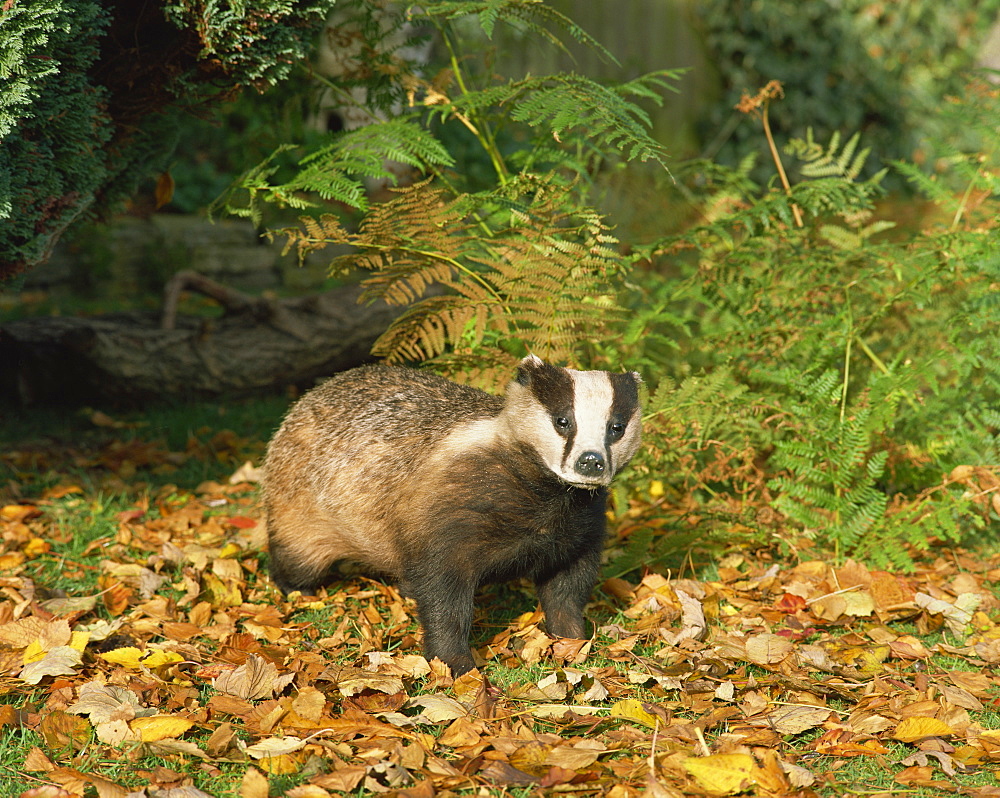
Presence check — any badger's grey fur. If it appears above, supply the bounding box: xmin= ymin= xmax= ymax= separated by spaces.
xmin=263 ymin=354 xmax=642 ymax=674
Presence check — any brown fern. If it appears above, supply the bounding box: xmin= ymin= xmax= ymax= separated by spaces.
xmin=280 ymin=180 xmax=624 ymax=385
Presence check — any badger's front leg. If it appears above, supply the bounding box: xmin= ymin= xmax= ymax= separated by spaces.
xmin=403 ymin=567 xmax=478 ymax=676
xmin=535 ymin=548 xmax=601 ymax=640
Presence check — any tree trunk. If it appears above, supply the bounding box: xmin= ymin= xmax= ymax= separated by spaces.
xmin=0 ymin=275 xmax=402 ymax=406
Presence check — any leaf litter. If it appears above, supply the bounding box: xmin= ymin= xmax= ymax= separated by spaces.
xmin=1 ymin=438 xmax=1000 ymax=796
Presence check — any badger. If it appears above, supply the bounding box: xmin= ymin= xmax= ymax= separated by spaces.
xmin=263 ymin=354 xmax=642 ymax=675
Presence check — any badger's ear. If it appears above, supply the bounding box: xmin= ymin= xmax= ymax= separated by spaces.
xmin=516 ymin=353 xmax=545 ymax=386
xmin=629 ymin=371 xmax=643 ymax=385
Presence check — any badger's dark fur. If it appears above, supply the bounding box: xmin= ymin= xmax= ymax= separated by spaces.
xmin=263 ymin=355 xmax=642 ymax=674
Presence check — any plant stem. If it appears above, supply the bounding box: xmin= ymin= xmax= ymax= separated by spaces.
xmin=840 ymin=290 xmax=853 ymax=424
xmin=761 ymin=105 xmax=803 ymax=228
xmin=438 ymin=26 xmax=510 ymax=186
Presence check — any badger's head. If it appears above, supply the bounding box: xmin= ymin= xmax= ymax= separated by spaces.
xmin=503 ymin=354 xmax=642 ymax=488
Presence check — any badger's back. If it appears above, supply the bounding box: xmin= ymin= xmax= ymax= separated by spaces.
xmin=264 ymin=366 xmax=505 ymax=588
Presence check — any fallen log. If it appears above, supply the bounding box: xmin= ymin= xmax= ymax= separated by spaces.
xmin=0 ymin=272 xmax=402 ymax=406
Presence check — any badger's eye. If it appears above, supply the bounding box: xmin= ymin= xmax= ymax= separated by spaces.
xmin=554 ymin=416 xmax=571 ymax=430
xmin=608 ymin=422 xmax=626 ymax=440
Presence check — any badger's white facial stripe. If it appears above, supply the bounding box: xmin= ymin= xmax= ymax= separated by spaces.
xmin=564 ymin=370 xmax=615 ymax=481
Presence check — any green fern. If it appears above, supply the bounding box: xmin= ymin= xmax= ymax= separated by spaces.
xmin=506 ymin=72 xmax=677 ymax=168
xmin=421 ymin=0 xmax=616 ymax=59
xmin=212 ymin=118 xmax=455 ymax=222
xmin=786 ymin=129 xmax=872 ymax=180
xmin=765 ymin=370 xmax=893 ymax=554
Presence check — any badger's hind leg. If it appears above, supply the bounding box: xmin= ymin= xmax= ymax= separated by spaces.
xmin=267 ymin=518 xmax=347 ymax=595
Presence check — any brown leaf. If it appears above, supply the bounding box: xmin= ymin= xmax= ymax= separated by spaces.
xmin=479 ymin=760 xmax=540 ymax=786
xmin=509 ymin=740 xmax=553 ymax=777
xmin=331 ymin=667 xmax=405 ymax=697
xmin=207 ymin=693 xmax=255 ymax=718
xmin=754 ymin=705 xmax=831 ymax=734
xmin=154 ymin=172 xmax=175 ymax=209
xmin=40 ymin=711 xmax=91 ymax=753
xmin=49 ymin=767 xmax=128 ymax=798
xmin=67 ymin=681 xmax=144 ymax=723
xmin=213 ymin=655 xmax=294 ymax=700
xmin=290 ymin=686 xmax=327 ymax=722
xmin=437 ymin=716 xmax=484 ymax=748
xmin=239 ymin=766 xmax=270 ymax=798
xmin=23 ymin=746 xmax=55 ymax=773
xmin=544 ymin=741 xmax=606 ymax=770
xmin=312 ymin=765 xmax=367 ymax=792
xmin=343 ymin=689 xmax=407 ymax=714
xmin=744 ymin=633 xmax=794 ymax=665
xmin=405 ymin=694 xmax=468 ymax=723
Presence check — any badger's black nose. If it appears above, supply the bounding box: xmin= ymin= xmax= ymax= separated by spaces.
xmin=575 ymin=451 xmax=606 ymax=477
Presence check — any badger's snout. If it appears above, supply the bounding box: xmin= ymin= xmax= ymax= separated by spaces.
xmin=575 ymin=450 xmax=606 ymax=477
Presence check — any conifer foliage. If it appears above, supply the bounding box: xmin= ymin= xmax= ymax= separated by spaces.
xmin=0 ymin=0 xmax=338 ymax=279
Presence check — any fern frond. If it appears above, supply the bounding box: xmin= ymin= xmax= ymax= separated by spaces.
xmin=507 ymin=73 xmax=674 ymax=168
xmin=282 ymin=179 xmax=626 ymax=370
xmin=787 ymin=129 xmax=870 ymax=181
xmin=419 ymin=0 xmax=617 ymax=62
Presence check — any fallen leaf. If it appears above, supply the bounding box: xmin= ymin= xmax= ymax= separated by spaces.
xmin=129 ymin=715 xmax=195 ymax=742
xmin=900 ymin=750 xmax=959 ymax=777
xmin=39 ymin=711 xmax=91 ymax=752
xmin=893 ymin=716 xmax=954 ymax=743
xmin=611 ymin=698 xmax=659 ymax=729
xmin=915 ymin=592 xmax=979 ymax=638
xmin=243 ymin=735 xmax=308 ymax=759
xmin=405 ymin=694 xmax=468 ymax=723
xmin=213 ymin=655 xmax=294 ymax=700
xmin=240 ymin=766 xmax=270 ymax=798
xmin=683 ymin=753 xmax=757 ymax=794
xmin=754 ymin=705 xmax=831 ymax=734
xmin=21 ymin=647 xmax=83 ymax=684
xmin=744 ymin=633 xmax=794 ymax=665
xmin=67 ymin=681 xmax=149 ymax=723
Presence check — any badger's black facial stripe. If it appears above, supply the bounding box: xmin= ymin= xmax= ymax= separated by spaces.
xmin=609 ymin=372 xmax=640 ymax=421
xmin=522 ymin=362 xmax=578 ymax=461
xmin=527 ymin=361 xmax=576 ymax=416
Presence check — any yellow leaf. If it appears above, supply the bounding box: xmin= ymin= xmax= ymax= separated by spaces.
xmin=649 ymin=480 xmax=664 ymax=499
xmin=130 ymin=715 xmax=194 ymax=742
xmin=140 ymin=650 xmax=185 ymax=670
xmin=23 ymin=537 xmax=50 ymax=558
xmin=610 ymin=698 xmax=659 ymax=729
xmin=202 ymin=571 xmax=243 ymax=607
xmin=99 ymin=647 xmax=183 ymax=671
xmin=257 ymin=754 xmax=301 ymax=775
xmin=22 ymin=640 xmax=46 ymax=665
xmin=893 ymin=717 xmax=954 ymax=743
xmin=69 ymin=631 xmax=90 ymax=653
xmin=100 ymin=647 xmax=144 ymax=669
xmin=683 ymin=753 xmax=757 ymax=795
xmin=219 ymin=542 xmax=242 ymax=559
xmin=840 ymin=589 xmax=876 ymax=616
